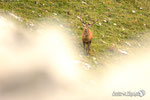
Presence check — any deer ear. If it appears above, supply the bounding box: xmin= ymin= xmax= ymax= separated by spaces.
xmin=88 ymin=23 xmax=92 ymax=27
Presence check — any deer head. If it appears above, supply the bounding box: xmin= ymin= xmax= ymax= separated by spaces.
xmin=78 ymin=15 xmax=99 ymax=29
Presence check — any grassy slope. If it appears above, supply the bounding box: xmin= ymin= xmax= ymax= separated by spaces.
xmin=0 ymin=0 xmax=150 ymax=66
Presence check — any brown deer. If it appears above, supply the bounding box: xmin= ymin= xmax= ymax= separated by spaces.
xmin=78 ymin=16 xmax=99 ymax=55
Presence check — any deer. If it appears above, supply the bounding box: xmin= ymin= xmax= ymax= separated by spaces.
xmin=78 ymin=16 xmax=99 ymax=55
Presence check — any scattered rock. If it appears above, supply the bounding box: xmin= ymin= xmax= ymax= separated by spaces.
xmin=118 ymin=49 xmax=128 ymax=55
xmin=77 ymin=16 xmax=80 ymax=19
xmin=32 ymin=11 xmax=35 ymax=13
xmin=92 ymin=57 xmax=96 ymax=61
xmin=84 ymin=63 xmax=91 ymax=70
xmin=94 ymin=61 xmax=98 ymax=64
xmin=71 ymin=60 xmax=91 ymax=70
xmin=81 ymin=1 xmax=87 ymax=4
xmin=125 ymin=42 xmax=131 ymax=46
xmin=103 ymin=20 xmax=107 ymax=22
xmin=53 ymin=13 xmax=57 ymax=16
xmin=140 ymin=7 xmax=143 ymax=10
xmin=132 ymin=10 xmax=136 ymax=13
xmin=30 ymin=23 xmax=34 ymax=27
xmin=8 ymin=12 xmax=22 ymax=22
xmin=102 ymin=40 xmax=106 ymax=44
xmin=122 ymin=27 xmax=125 ymax=31
xmin=99 ymin=22 xmax=102 ymax=26
xmin=113 ymin=23 xmax=117 ymax=26
xmin=60 ymin=24 xmax=63 ymax=28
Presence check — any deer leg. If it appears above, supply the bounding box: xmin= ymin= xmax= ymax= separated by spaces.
xmin=87 ymin=41 xmax=91 ymax=55
xmin=83 ymin=41 xmax=86 ymax=50
xmin=83 ymin=41 xmax=87 ymax=54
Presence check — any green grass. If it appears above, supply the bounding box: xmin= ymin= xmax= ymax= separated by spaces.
xmin=0 ymin=0 xmax=150 ymax=67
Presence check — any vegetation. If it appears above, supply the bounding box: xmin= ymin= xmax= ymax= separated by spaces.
xmin=0 ymin=0 xmax=150 ymax=68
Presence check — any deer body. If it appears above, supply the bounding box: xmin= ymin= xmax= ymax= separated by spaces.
xmin=82 ymin=28 xmax=93 ymax=42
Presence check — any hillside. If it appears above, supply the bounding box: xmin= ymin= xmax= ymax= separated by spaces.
xmin=0 ymin=0 xmax=150 ymax=67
